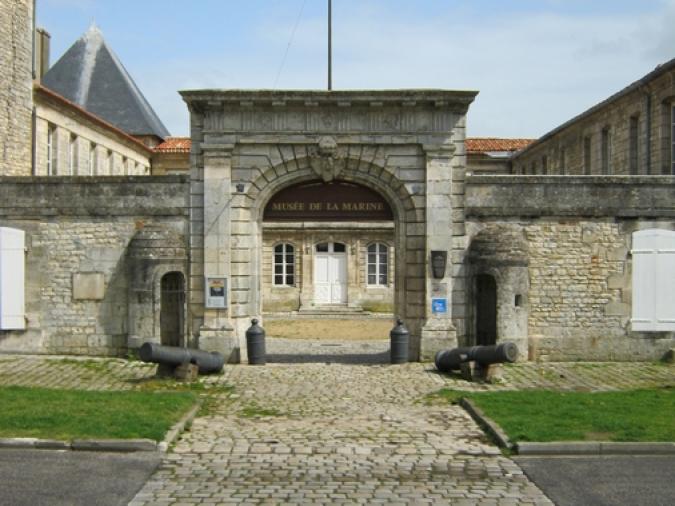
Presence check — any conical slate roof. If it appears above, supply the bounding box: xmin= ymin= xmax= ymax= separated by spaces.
xmin=42 ymin=25 xmax=170 ymax=139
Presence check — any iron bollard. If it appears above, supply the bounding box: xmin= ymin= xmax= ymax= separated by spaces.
xmin=390 ymin=318 xmax=409 ymax=364
xmin=246 ymin=318 xmax=266 ymax=365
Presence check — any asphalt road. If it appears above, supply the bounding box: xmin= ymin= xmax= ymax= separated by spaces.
xmin=515 ymin=455 xmax=675 ymax=506
xmin=0 ymin=449 xmax=161 ymax=506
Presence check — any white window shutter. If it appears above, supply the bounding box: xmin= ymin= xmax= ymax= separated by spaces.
xmin=632 ymin=229 xmax=675 ymax=331
xmin=0 ymin=227 xmax=26 ymax=330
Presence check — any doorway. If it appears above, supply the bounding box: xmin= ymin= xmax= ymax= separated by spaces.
xmin=475 ymin=274 xmax=497 ymax=345
xmin=160 ymin=271 xmax=185 ymax=346
xmin=313 ymin=242 xmax=347 ymax=304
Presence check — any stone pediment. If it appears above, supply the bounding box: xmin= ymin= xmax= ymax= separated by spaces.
xmin=180 ymin=89 xmax=477 ymax=136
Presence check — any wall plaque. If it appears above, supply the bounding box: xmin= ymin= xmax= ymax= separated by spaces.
xmin=264 ymin=180 xmax=393 ymax=221
xmin=432 ymin=298 xmax=448 ymax=314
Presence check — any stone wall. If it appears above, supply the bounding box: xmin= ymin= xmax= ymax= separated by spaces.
xmin=0 ymin=0 xmax=33 ymax=176
xmin=0 ymin=176 xmax=189 ymax=356
xmin=465 ymin=175 xmax=675 ymax=360
xmin=513 ymin=61 xmax=675 ymax=175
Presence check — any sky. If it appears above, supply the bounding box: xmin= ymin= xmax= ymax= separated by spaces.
xmin=37 ymin=0 xmax=675 ymax=139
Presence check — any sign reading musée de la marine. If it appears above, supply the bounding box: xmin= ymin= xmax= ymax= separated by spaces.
xmin=263 ymin=181 xmax=393 ymax=221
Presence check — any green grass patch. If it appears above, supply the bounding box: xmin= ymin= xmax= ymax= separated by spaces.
xmin=0 ymin=386 xmax=196 ymax=441
xmin=437 ymin=387 xmax=675 ymax=443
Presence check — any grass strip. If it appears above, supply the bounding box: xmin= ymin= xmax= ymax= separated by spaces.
xmin=0 ymin=386 xmax=196 ymax=441
xmin=435 ymin=387 xmax=675 ymax=443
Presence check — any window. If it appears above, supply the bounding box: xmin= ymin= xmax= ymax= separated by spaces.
xmin=583 ymin=136 xmax=592 ymax=175
xmin=68 ymin=134 xmax=77 ymax=175
xmin=122 ymin=156 xmax=128 ymax=175
xmin=559 ymin=147 xmax=566 ymax=175
xmin=601 ymin=127 xmax=611 ymax=174
xmin=630 ymin=116 xmax=640 ymax=175
xmin=530 ymin=162 xmax=535 ymax=175
xmin=89 ymin=143 xmax=97 ymax=175
xmin=367 ymin=243 xmax=388 ymax=286
xmin=541 ymin=155 xmax=548 ymax=175
xmin=631 ymin=229 xmax=675 ymax=331
xmin=46 ymin=123 xmax=56 ymax=175
xmin=273 ymin=243 xmax=295 ymax=286
xmin=107 ymin=150 xmax=113 ymax=175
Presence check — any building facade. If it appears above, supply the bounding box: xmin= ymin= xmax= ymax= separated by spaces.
xmin=1 ymin=1 xmax=674 ymax=362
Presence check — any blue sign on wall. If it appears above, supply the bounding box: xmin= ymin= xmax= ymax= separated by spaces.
xmin=432 ymin=298 xmax=447 ymax=314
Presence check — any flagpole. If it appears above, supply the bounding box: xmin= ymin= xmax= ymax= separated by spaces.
xmin=328 ymin=0 xmax=332 ymax=90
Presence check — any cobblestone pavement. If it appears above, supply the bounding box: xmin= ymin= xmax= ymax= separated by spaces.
xmin=1 ymin=345 xmax=673 ymax=505
xmin=132 ymin=361 xmax=551 ymax=505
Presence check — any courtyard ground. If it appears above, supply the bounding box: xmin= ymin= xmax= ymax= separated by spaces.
xmin=0 ymin=344 xmax=673 ymax=505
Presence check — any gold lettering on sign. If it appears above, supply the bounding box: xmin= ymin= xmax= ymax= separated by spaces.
xmin=271 ymin=202 xmax=305 ymax=211
xmin=309 ymin=202 xmax=323 ymax=211
xmin=340 ymin=202 xmax=385 ymax=211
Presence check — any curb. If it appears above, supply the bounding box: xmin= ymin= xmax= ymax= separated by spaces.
xmin=458 ymin=399 xmax=675 ymax=456
xmin=159 ymin=400 xmax=202 ymax=453
xmin=460 ymin=398 xmax=513 ymax=450
xmin=517 ymin=441 xmax=675 ymax=456
xmin=0 ymin=400 xmax=202 ymax=454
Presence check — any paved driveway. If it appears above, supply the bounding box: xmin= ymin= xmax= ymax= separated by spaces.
xmin=130 ymin=343 xmax=551 ymax=505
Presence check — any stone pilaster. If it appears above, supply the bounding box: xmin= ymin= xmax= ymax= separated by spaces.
xmin=198 ymin=143 xmax=236 ymax=353
xmin=420 ymin=143 xmax=458 ymax=359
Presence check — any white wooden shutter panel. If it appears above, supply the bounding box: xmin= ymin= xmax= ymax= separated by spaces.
xmin=632 ymin=229 xmax=675 ymax=331
xmin=0 ymin=227 xmax=26 ymax=330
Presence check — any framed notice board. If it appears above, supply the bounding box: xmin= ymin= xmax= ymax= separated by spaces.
xmin=205 ymin=277 xmax=227 ymax=308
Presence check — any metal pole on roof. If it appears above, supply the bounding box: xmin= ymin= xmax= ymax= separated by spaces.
xmin=328 ymin=0 xmax=332 ymax=90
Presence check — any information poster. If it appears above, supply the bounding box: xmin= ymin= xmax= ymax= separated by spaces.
xmin=205 ymin=277 xmax=227 ymax=308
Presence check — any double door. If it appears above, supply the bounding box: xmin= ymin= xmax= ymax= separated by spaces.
xmin=313 ymin=242 xmax=347 ymax=304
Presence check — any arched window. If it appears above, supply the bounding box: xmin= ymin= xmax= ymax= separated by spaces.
xmin=274 ymin=243 xmax=295 ymax=286
xmin=367 ymin=243 xmax=388 ymax=286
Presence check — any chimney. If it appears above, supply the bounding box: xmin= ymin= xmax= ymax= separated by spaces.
xmin=35 ymin=27 xmax=50 ymax=81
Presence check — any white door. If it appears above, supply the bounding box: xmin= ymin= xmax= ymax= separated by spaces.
xmin=313 ymin=243 xmax=347 ymax=304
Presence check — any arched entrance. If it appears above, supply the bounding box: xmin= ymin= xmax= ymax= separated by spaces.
xmin=260 ymin=180 xmax=396 ymax=314
xmin=160 ymin=271 xmax=185 ymax=346
xmin=475 ymin=274 xmax=497 ymax=345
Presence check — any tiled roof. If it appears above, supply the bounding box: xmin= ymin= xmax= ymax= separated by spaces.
xmin=466 ymin=138 xmax=536 ymax=153
xmin=154 ymin=137 xmax=191 ymax=153
xmin=151 ymin=137 xmax=535 ymax=156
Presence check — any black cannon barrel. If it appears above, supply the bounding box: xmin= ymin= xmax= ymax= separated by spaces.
xmin=435 ymin=342 xmax=518 ymax=373
xmin=139 ymin=342 xmax=225 ymax=374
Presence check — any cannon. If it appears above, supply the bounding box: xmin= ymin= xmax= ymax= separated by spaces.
xmin=435 ymin=342 xmax=518 ymax=373
xmin=139 ymin=342 xmax=225 ymax=374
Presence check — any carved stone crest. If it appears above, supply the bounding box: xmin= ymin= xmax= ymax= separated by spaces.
xmin=308 ymin=136 xmax=346 ymax=182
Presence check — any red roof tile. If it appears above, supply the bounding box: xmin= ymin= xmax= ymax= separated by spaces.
xmin=466 ymin=138 xmax=535 ymax=153
xmin=152 ymin=137 xmax=534 ymax=156
xmin=154 ymin=137 xmax=191 ymax=153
